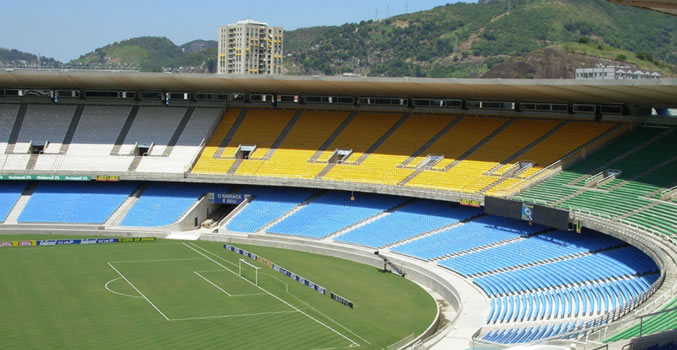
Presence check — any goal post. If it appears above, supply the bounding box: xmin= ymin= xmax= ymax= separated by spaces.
xmin=239 ymin=259 xmax=260 ymax=286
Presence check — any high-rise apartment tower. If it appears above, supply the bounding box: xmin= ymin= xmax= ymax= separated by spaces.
xmin=217 ymin=19 xmax=283 ymax=75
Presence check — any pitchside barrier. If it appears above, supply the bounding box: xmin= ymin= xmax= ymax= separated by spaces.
xmin=0 ymin=237 xmax=156 ymax=247
xmin=224 ymin=244 xmax=358 ymax=309
xmin=224 ymin=244 xmax=329 ymax=295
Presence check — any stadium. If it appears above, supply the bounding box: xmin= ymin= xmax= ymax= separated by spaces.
xmin=1 ymin=4 xmax=677 ymax=349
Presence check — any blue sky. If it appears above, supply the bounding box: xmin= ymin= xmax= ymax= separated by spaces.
xmin=0 ymin=0 xmax=475 ymax=62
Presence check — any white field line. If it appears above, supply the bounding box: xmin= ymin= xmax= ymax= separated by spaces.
xmin=287 ymin=290 xmax=371 ymax=345
xmin=194 ymin=245 xmax=371 ymax=345
xmin=310 ymin=344 xmax=360 ymax=350
xmin=193 ymin=271 xmax=265 ymax=297
xmin=104 ymin=277 xmax=143 ymax=299
xmin=183 ymin=242 xmax=360 ymax=348
xmin=110 ymin=258 xmax=207 ymax=264
xmin=107 ymin=262 xmax=170 ymax=321
xmin=170 ymin=310 xmax=298 ymax=322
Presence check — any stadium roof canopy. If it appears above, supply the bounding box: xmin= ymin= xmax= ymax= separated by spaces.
xmin=1 ymin=70 xmax=677 ymax=107
xmin=608 ymin=0 xmax=677 ymax=16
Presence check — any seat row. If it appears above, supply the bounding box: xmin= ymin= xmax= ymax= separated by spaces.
xmin=486 ymin=274 xmax=659 ymax=324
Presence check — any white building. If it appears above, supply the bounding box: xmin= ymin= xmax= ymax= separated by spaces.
xmin=576 ymin=65 xmax=661 ymax=80
xmin=217 ymin=20 xmax=283 ymax=75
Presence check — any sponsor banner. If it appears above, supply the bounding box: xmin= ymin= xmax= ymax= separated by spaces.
xmin=95 ymin=175 xmax=120 ymax=182
xmin=81 ymin=238 xmax=118 ymax=244
xmin=521 ymin=203 xmax=534 ymax=222
xmin=460 ymin=199 xmax=481 ymax=208
xmin=224 ymin=244 xmax=327 ymax=295
xmin=0 ymin=175 xmax=91 ymax=181
xmin=208 ymin=193 xmax=246 ymax=205
xmin=330 ymin=292 xmax=355 ymax=309
xmin=1 ymin=237 xmax=154 ymax=248
xmin=0 ymin=240 xmax=36 ymax=247
xmin=118 ymin=237 xmax=156 ymax=243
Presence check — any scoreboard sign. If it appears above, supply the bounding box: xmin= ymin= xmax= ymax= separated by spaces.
xmin=330 ymin=292 xmax=354 ymax=309
xmin=208 ymin=193 xmax=246 ymax=205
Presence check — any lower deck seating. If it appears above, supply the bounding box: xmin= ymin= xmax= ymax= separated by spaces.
xmin=18 ymin=181 xmax=137 ymax=224
xmin=440 ymin=229 xmax=625 ymax=276
xmin=392 ymin=216 xmax=545 ymax=260
xmin=121 ymin=182 xmax=230 ymax=227
xmin=335 ymin=200 xmax=481 ymax=248
xmin=0 ymin=181 xmax=26 ymax=222
xmin=225 ymin=187 xmax=315 ymax=233
xmin=267 ymin=191 xmax=405 ymax=238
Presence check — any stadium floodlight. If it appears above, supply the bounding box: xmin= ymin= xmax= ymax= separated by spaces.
xmin=239 ymin=259 xmax=260 ymax=286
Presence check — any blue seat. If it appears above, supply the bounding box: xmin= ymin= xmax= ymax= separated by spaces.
xmin=20 ymin=181 xmax=137 ymax=224
xmin=122 ymin=182 xmax=229 ymax=226
xmin=269 ymin=191 xmax=405 ymax=239
xmin=0 ymin=181 xmax=26 ymax=222
xmin=226 ymin=187 xmax=314 ymax=232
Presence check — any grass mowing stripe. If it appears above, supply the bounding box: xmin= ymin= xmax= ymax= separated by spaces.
xmin=184 ymin=242 xmax=360 ymax=347
xmin=1 ymin=238 xmax=435 ymax=349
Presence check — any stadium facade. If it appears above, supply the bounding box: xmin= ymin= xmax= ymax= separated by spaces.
xmin=1 ymin=69 xmax=677 ymax=349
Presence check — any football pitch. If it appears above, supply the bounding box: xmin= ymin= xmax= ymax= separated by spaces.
xmin=0 ymin=236 xmax=437 ymax=349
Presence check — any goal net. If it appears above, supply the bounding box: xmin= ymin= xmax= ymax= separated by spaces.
xmin=239 ymin=259 xmax=260 ymax=286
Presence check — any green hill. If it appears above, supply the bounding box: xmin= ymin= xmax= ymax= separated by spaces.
xmin=69 ymin=36 xmax=216 ymax=72
xmin=0 ymin=48 xmax=61 ymax=67
xmin=283 ymin=0 xmax=677 ymax=77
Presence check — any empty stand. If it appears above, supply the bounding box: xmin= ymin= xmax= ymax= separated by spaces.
xmin=323 ymin=114 xmax=454 ymax=185
xmin=606 ymin=297 xmax=677 ymax=342
xmin=440 ymin=229 xmax=624 ymax=277
xmin=0 ymin=104 xmax=19 ymax=155
xmin=18 ymin=181 xmax=137 ymax=224
xmin=407 ymin=119 xmax=560 ymax=193
xmin=0 ymin=181 xmax=26 ymax=222
xmin=192 ymin=108 xmax=243 ymax=174
xmin=121 ymin=182 xmax=230 ymax=227
xmin=237 ymin=111 xmax=351 ymax=179
xmin=315 ymin=112 xmax=403 ymax=164
xmin=118 ymin=107 xmax=187 ymax=156
xmin=516 ymin=127 xmax=677 ymax=239
xmin=38 ymin=105 xmax=133 ymax=172
xmin=392 ymin=216 xmax=546 ymax=260
xmin=225 ymin=187 xmax=315 ymax=233
xmin=335 ymin=200 xmax=481 ymax=247
xmin=267 ymin=191 xmax=405 ymax=238
xmin=135 ymin=108 xmax=222 ymax=173
xmin=14 ymin=104 xmax=77 ymax=155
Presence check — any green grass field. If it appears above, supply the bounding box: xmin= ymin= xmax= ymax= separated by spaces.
xmin=0 ymin=235 xmax=437 ymax=349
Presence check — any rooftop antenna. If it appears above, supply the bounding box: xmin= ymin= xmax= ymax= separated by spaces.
xmin=387 ymin=4 xmax=390 ymax=18
xmin=375 ymin=8 xmax=378 ymax=20
xmin=405 ymin=1 xmax=408 ymax=13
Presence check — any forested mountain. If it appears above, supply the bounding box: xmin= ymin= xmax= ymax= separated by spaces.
xmin=283 ymin=0 xmax=677 ymax=77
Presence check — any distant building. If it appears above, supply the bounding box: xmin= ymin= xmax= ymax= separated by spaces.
xmin=217 ymin=20 xmax=283 ymax=75
xmin=575 ymin=65 xmax=661 ymax=80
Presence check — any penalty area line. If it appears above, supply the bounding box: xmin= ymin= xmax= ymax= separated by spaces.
xmin=194 ymin=271 xmax=266 ymax=297
xmin=104 ymin=277 xmax=143 ymax=299
xmin=183 ymin=242 xmax=360 ymax=348
xmin=192 ymin=245 xmax=370 ymax=345
xmin=107 ymin=262 xmax=170 ymax=321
